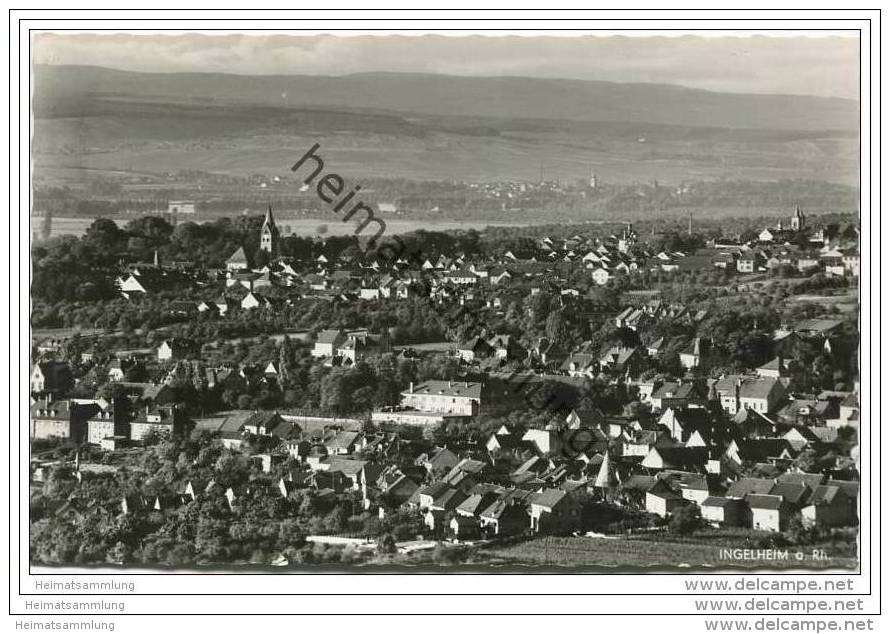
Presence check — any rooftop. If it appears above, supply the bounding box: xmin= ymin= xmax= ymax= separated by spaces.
xmin=404 ymin=380 xmax=483 ymax=400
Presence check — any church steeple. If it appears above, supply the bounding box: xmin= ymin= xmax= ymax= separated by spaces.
xmin=260 ymin=205 xmax=280 ymax=256
xmin=791 ymin=204 xmax=805 ymax=232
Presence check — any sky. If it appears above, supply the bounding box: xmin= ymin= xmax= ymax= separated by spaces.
xmin=32 ymin=32 xmax=860 ymax=100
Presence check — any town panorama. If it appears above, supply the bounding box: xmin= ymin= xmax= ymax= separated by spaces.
xmin=29 ymin=34 xmax=861 ymax=571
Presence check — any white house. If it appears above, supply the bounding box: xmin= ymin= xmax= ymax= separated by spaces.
xmin=313 ymin=330 xmax=346 ymax=358
xmin=241 ymin=292 xmax=263 ymax=310
xmin=747 ymin=494 xmax=791 ymax=532
xmin=118 ymin=274 xmax=149 ymax=295
xmin=645 ymin=480 xmax=685 ymax=517
xmin=400 ymin=380 xmax=482 ymax=416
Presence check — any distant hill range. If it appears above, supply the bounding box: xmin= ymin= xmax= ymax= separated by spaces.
xmin=34 ymin=65 xmax=857 ymax=132
xmin=30 ymin=65 xmax=860 ymax=189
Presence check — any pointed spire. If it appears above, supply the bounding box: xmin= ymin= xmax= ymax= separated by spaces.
xmin=595 ymin=451 xmax=617 ymax=489
xmin=260 ymin=204 xmax=280 ymax=256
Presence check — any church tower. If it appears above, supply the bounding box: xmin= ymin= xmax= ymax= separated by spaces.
xmin=791 ymin=205 xmax=805 ymax=232
xmin=259 ymin=205 xmax=280 ymax=256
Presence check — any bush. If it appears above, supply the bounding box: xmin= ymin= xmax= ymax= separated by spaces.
xmin=787 ymin=516 xmax=830 ymax=545
xmin=432 ymin=543 xmax=469 ymax=565
xmin=754 ymin=532 xmax=790 ymax=549
xmin=376 ymin=533 xmax=397 ymax=555
xmin=669 ymin=504 xmax=703 ymax=535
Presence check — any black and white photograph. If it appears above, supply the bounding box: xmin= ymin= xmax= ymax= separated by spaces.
xmin=25 ymin=25 xmax=865 ymax=577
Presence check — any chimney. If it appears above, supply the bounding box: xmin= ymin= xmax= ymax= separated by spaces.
xmin=409 ymin=381 xmax=414 ymax=393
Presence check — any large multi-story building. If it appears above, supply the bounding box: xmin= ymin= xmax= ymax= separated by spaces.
xmin=30 ymin=397 xmax=97 ymax=442
xmin=167 ymin=200 xmax=196 ymax=215
xmin=400 ymin=380 xmax=483 ymax=416
xmin=712 ymin=375 xmax=786 ymax=415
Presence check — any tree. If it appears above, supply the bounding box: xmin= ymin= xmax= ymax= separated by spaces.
xmin=61 ymin=334 xmax=85 ymax=366
xmin=545 ymin=310 xmax=567 ymax=346
xmin=669 ymin=504 xmax=702 ymax=535
xmin=254 ymin=249 xmax=271 ymax=269
xmin=351 ymin=386 xmax=376 ymax=413
xmin=126 ymin=216 xmax=174 ymax=243
xmin=107 ymin=541 xmax=132 ymax=565
xmin=95 ymin=382 xmax=130 ymax=402
xmin=322 ymin=506 xmax=347 ymax=534
xmin=83 ymin=218 xmax=123 ymax=253
xmin=658 ymin=351 xmax=683 ymax=378
xmin=786 ymin=515 xmax=828 ymax=545
xmin=214 ymin=452 xmax=249 ymax=488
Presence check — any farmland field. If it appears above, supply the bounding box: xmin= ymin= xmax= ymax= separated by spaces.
xmin=790 ymin=290 xmax=859 ymax=312
xmin=392 ymin=341 xmax=454 ymax=352
xmin=479 ymin=534 xmax=858 ymax=570
xmin=32 ymin=327 xmax=107 ymax=341
xmin=32 ymin=66 xmax=860 ymax=188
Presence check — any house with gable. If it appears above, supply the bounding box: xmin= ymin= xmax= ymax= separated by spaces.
xmin=30 ymin=361 xmax=73 ymax=394
xmin=649 ymin=382 xmax=702 ymax=412
xmin=679 ymin=337 xmax=711 ymax=369
xmin=529 ymin=488 xmax=581 ymax=534
xmin=641 ymin=446 xmax=709 ymax=472
xmin=130 ymin=404 xmax=185 ymax=441
xmin=560 ymin=352 xmax=596 ymax=378
xmin=599 ymin=346 xmax=643 ymax=374
xmin=226 ymin=246 xmax=250 ymax=272
xmin=701 ymin=497 xmax=749 ymax=527
xmin=747 ymin=494 xmax=793 ymax=532
xmin=713 ymin=375 xmax=786 ymax=415
xmin=456 ymin=337 xmax=494 ymax=363
xmin=312 ymin=329 xmax=347 ymax=358
xmin=30 ymin=397 xmax=95 ymax=442
xmin=645 ymin=479 xmax=687 ymax=517
xmin=658 ymin=408 xmax=713 ymax=445
xmin=479 ymin=493 xmax=532 ymax=537
xmin=802 ymin=484 xmax=857 ymax=527
xmin=157 ymin=339 xmax=192 ymax=362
